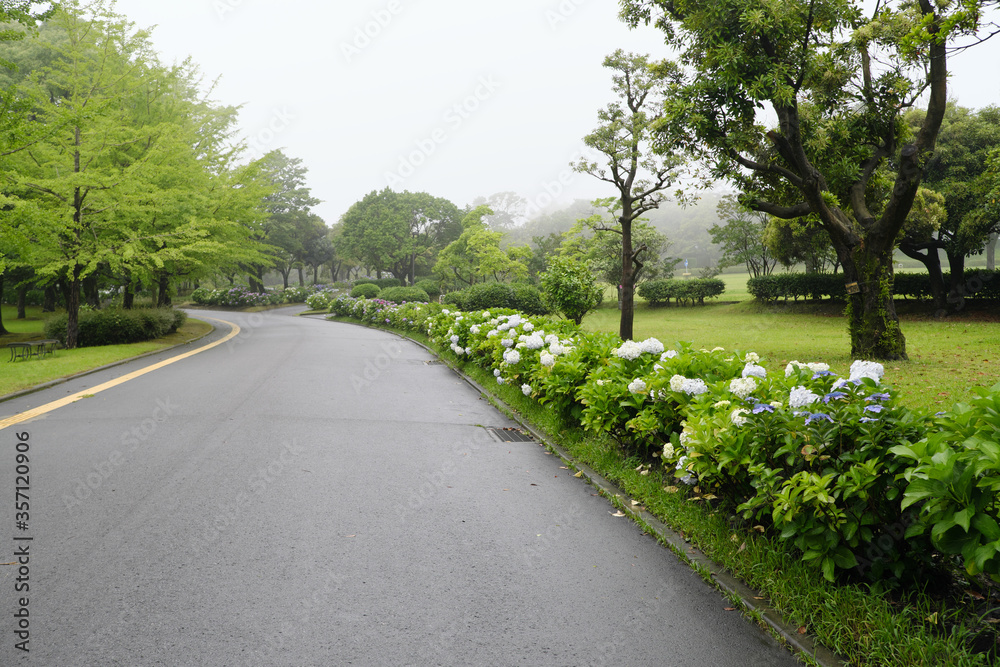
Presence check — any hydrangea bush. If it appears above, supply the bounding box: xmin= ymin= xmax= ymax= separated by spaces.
xmin=328 ymin=296 xmax=1000 ymax=586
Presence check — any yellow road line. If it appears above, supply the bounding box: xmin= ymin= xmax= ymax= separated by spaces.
xmin=0 ymin=317 xmax=241 ymax=432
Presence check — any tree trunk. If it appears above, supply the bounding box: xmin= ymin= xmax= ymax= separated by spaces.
xmin=16 ymin=284 xmax=27 ymax=319
xmin=249 ymin=269 xmax=265 ymax=293
xmin=898 ymin=242 xmax=947 ymax=313
xmin=842 ymin=247 xmax=907 ymax=361
xmin=945 ymin=249 xmax=967 ymax=312
xmin=156 ymin=274 xmax=172 ymax=307
xmin=64 ymin=269 xmax=82 ymax=349
xmin=123 ymin=271 xmax=134 ymax=310
xmin=987 ymin=233 xmax=997 ymax=271
xmin=279 ymin=267 xmax=290 ymax=289
xmin=620 ymin=215 xmax=635 ymax=341
xmin=0 ymin=274 xmax=8 ymax=335
xmin=42 ymin=285 xmax=56 ymax=313
xmin=297 ymin=265 xmax=305 ymax=286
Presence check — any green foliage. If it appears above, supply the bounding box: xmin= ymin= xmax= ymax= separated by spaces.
xmin=378 ymin=286 xmax=430 ymax=303
xmin=414 ymin=279 xmax=441 ymax=298
xmin=434 ymin=206 xmax=530 ymax=288
xmin=637 ymin=278 xmax=726 ymax=306
xmin=893 ymin=383 xmax=1000 ymax=581
xmin=190 ymin=286 xmax=283 ymax=308
xmin=43 ymin=307 xmax=185 ymax=347
xmin=350 ymin=283 xmax=381 ymax=299
xmin=440 ymin=290 xmax=468 ymax=310
xmin=540 ymin=256 xmax=603 ymax=324
xmin=710 ymin=195 xmax=776 ymax=278
xmin=747 ymin=273 xmax=848 ymax=302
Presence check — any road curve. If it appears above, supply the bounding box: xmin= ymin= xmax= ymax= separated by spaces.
xmin=0 ymin=307 xmax=802 ymax=666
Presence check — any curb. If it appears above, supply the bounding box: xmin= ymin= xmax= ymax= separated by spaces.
xmin=0 ymin=317 xmax=217 ymax=405
xmin=325 ymin=316 xmax=848 ymax=667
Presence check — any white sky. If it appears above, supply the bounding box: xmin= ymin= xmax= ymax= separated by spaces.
xmin=108 ymin=0 xmax=1000 ymax=226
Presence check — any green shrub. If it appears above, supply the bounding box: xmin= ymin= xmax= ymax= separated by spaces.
xmin=43 ymin=307 xmax=184 ymax=347
xmin=281 ymin=285 xmax=312 ymax=303
xmin=638 ymin=278 xmax=726 ymax=306
xmin=375 ymin=277 xmax=401 ymax=289
xmin=540 ymin=256 xmax=602 ymax=323
xmin=415 ymin=279 xmax=441 ymax=299
xmin=511 ymin=283 xmax=549 ymax=315
xmin=350 ymin=283 xmax=381 ymax=299
xmin=378 ymin=286 xmax=430 ymax=303
xmin=441 ymin=290 xmax=468 ymax=310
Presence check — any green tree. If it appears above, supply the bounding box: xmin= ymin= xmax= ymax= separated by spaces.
xmin=901 ymin=104 xmax=1000 ymax=310
xmin=540 ymin=255 xmax=603 ymax=325
xmin=710 ymin=195 xmax=778 ymax=278
xmin=622 ymin=0 xmax=996 ymax=359
xmin=340 ymin=189 xmax=461 ymax=284
xmin=762 ymin=216 xmax=839 ymax=273
xmin=573 ymin=50 xmax=685 ymax=341
xmin=433 ymin=206 xmax=530 ymax=288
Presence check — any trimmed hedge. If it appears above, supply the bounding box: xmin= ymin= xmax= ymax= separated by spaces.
xmin=444 ymin=283 xmax=549 ymax=315
xmin=350 ymin=283 xmax=381 ymax=299
xmin=43 ymin=307 xmax=186 ymax=347
xmin=378 ymin=286 xmax=430 ymax=303
xmin=637 ymin=278 xmax=726 ymax=306
xmin=354 ymin=277 xmax=401 ymax=289
xmin=747 ymin=269 xmax=1000 ymax=303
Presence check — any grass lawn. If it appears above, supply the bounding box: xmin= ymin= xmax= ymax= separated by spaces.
xmin=583 ymin=298 xmax=1000 ymax=413
xmin=0 ymin=308 xmax=212 ymax=397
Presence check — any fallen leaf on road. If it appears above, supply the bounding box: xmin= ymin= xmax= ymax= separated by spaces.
xmin=753 ymin=596 xmax=765 ymax=600
xmin=346 ymin=535 xmax=356 ymax=538
xmin=574 ymin=471 xmax=584 ymax=478
xmin=724 ymin=607 xmax=737 ymax=611
xmin=797 ymin=626 xmax=807 ymax=635
xmin=631 ymin=500 xmax=641 ymax=506
xmin=610 ymin=511 xmax=626 ymax=517
xmin=559 ymin=466 xmax=569 ymax=469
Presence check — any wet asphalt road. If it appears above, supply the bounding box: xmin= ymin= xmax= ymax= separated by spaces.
xmin=0 ymin=307 xmax=802 ymax=666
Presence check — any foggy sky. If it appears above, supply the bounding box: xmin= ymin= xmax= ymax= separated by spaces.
xmin=109 ymin=0 xmax=1000 ymax=226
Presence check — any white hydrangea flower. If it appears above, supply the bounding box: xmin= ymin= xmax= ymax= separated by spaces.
xmin=712 ymin=346 xmax=725 ymax=352
xmin=729 ymin=377 xmax=757 ymax=399
xmin=742 ymin=363 xmax=767 ymax=379
xmin=682 ymin=378 xmax=708 ymax=396
xmin=501 ymin=338 xmax=514 ymax=348
xmin=640 ymin=337 xmax=665 ymax=355
xmin=789 ymin=385 xmax=820 ymax=408
xmin=521 ymin=384 xmax=532 ymax=396
xmin=786 ymin=361 xmax=830 ymax=377
xmin=613 ymin=340 xmax=644 ymax=360
xmin=496 ymin=377 xmax=505 ymax=385
xmin=523 ymin=334 xmax=545 ymax=350
xmin=545 ymin=334 xmax=560 ymax=346
xmin=663 ymin=442 xmax=675 ymax=458
xmin=450 ymin=334 xmax=460 ymax=344
xmin=849 ymin=360 xmax=885 ymax=383
xmin=661 ymin=350 xmax=678 ymax=360
xmin=653 ymin=363 xmax=663 ymax=371
xmin=487 ymin=329 xmax=498 ymax=338
xmin=482 ymin=311 xmax=491 ymax=318
xmin=470 ymin=325 xmax=480 ymax=335
xmin=442 ymin=309 xmax=450 ymax=315
xmin=745 ymin=352 xmax=760 ymax=363
xmin=540 ymin=353 xmax=556 ymax=368
xmin=503 ymin=349 xmax=521 ymax=365
xmin=713 ymin=400 xmax=732 ymax=409
xmin=465 ymin=347 xmax=473 ymax=356
xmin=628 ymin=378 xmax=647 ymax=394
xmin=730 ymin=408 xmax=750 ymax=427
xmin=494 ymin=369 xmax=501 ymax=377
xmin=770 ymin=401 xmax=783 ymax=408
xmin=669 ymin=374 xmax=686 ymax=392
xmin=523 ymin=323 xmax=534 ymax=332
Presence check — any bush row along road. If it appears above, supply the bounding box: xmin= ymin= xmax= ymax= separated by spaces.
xmin=0 ymin=306 xmax=801 ymax=666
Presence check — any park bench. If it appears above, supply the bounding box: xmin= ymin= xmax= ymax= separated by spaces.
xmin=6 ymin=339 xmax=60 ymax=362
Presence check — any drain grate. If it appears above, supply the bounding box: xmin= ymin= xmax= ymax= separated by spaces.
xmin=486 ymin=427 xmax=534 ymax=443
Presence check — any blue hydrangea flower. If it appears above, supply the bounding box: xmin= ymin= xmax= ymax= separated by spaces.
xmin=864 ymin=404 xmax=886 ymax=414
xmin=859 ymin=417 xmax=880 ymax=423
xmin=752 ymin=403 xmax=775 ymax=414
xmin=866 ymin=393 xmax=891 ymax=402
xmin=805 ymin=413 xmax=834 ymax=425
xmin=823 ymin=391 xmax=848 ymax=403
